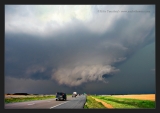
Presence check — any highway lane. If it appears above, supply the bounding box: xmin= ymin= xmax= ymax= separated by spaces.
xmin=51 ymin=95 xmax=86 ymax=109
xmin=5 ymin=95 xmax=86 ymax=109
xmin=5 ymin=95 xmax=72 ymax=109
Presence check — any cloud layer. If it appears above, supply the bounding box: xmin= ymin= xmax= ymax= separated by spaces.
xmin=5 ymin=5 xmax=155 ymax=88
xmin=52 ymin=65 xmax=119 ymax=86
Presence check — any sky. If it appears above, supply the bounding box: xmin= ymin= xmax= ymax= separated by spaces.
xmin=4 ymin=5 xmax=155 ymax=95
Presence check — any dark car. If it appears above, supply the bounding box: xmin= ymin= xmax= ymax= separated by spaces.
xmin=56 ymin=92 xmax=67 ymax=101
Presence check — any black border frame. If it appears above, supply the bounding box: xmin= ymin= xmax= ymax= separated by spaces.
xmin=2 ymin=1 xmax=158 ymax=113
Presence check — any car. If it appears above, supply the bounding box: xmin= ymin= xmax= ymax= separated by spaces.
xmin=56 ymin=92 xmax=67 ymax=101
xmin=72 ymin=92 xmax=77 ymax=97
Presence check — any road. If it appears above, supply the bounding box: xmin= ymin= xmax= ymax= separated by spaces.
xmin=5 ymin=95 xmax=86 ymax=109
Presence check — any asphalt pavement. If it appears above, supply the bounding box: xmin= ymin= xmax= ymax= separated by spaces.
xmin=5 ymin=95 xmax=86 ymax=109
xmin=51 ymin=95 xmax=86 ymax=109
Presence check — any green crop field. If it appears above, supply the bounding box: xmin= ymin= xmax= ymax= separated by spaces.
xmin=84 ymin=95 xmax=155 ymax=109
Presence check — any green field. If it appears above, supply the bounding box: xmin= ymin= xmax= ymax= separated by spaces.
xmin=5 ymin=95 xmax=56 ymax=104
xmin=84 ymin=96 xmax=106 ymax=109
xmin=84 ymin=95 xmax=155 ymax=109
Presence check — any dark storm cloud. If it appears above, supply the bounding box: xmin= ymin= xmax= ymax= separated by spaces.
xmin=5 ymin=76 xmax=74 ymax=94
xmin=5 ymin=5 xmax=155 ymax=92
xmin=5 ymin=27 xmax=121 ymax=85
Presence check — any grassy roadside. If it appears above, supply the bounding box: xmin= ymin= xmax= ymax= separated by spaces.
xmin=5 ymin=95 xmax=56 ymax=104
xmin=91 ymin=96 xmax=155 ymax=109
xmin=84 ymin=96 xmax=107 ymax=109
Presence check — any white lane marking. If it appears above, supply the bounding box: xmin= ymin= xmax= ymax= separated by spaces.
xmin=26 ymin=98 xmax=55 ymax=105
xmin=27 ymin=103 xmax=35 ymax=105
xmin=50 ymin=101 xmax=69 ymax=109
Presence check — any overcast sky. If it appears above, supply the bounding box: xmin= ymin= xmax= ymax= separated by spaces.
xmin=5 ymin=5 xmax=155 ymax=95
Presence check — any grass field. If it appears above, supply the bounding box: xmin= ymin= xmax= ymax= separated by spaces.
xmin=84 ymin=94 xmax=155 ymax=109
xmin=5 ymin=94 xmax=56 ymax=104
xmin=84 ymin=96 xmax=107 ymax=109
